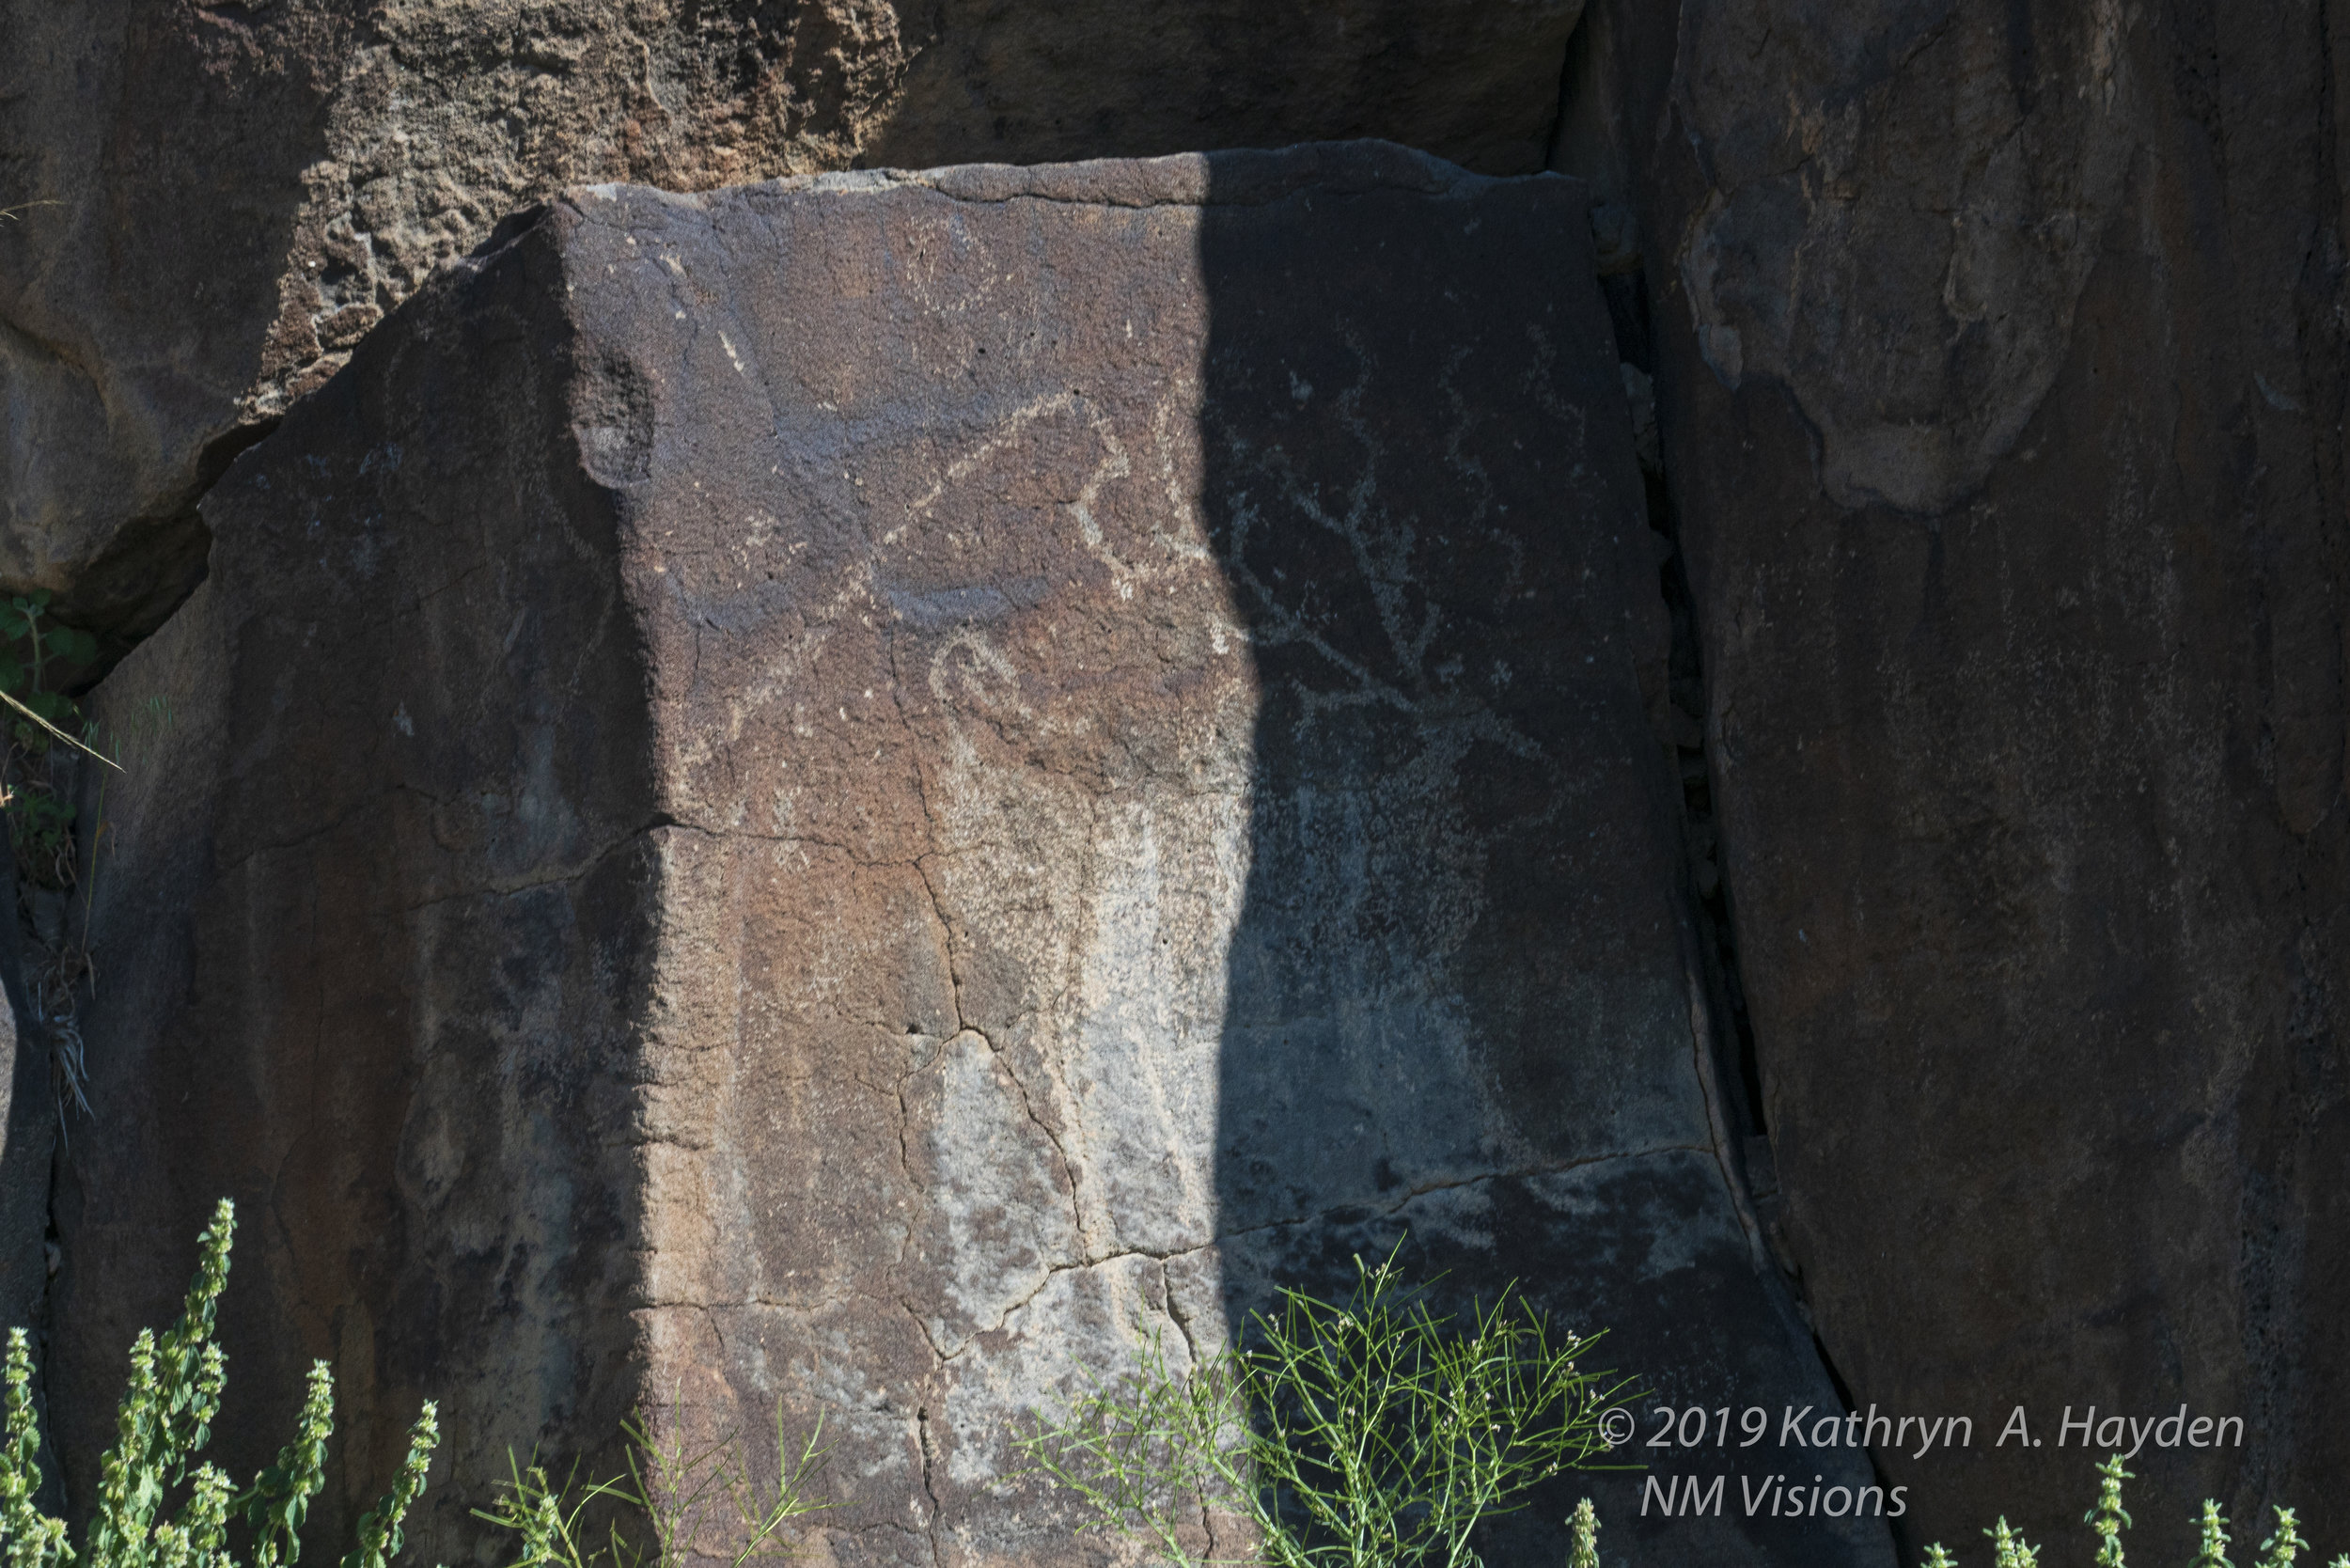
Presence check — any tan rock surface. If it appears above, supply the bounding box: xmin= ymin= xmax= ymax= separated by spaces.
xmin=64 ymin=146 xmax=1888 ymax=1566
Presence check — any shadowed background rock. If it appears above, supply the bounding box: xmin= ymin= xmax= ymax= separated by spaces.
xmin=1557 ymin=0 xmax=2350 ymax=1552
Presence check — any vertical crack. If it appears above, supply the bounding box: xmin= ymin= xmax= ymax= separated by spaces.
xmin=905 ymin=850 xmax=1089 ymax=1247
xmin=911 ymin=854 xmax=968 ymax=1036
xmin=960 ymin=1013 xmax=1088 ymax=1245
xmin=1595 ymin=188 xmax=1891 ymax=1498
xmin=1654 ymin=496 xmax=1772 ymax=1137
xmin=1158 ymin=1259 xmax=1202 ymax=1365
xmin=902 ymin=1297 xmax=949 ymax=1365
xmin=913 ymin=1404 xmax=944 ymax=1568
xmin=1155 ymin=1261 xmax=1218 ymax=1560
xmin=1590 ymin=204 xmax=1861 ymax=1427
xmin=1611 ymin=260 xmax=1782 ymax=1261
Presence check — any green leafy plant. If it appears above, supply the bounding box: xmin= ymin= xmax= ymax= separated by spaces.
xmin=1015 ymin=1248 xmax=1636 ymax=1568
xmin=2255 ymin=1511 xmax=2311 ymax=1568
xmin=2196 ymin=1500 xmax=2234 ymax=1568
xmin=475 ymin=1396 xmax=831 ymax=1568
xmin=1985 ymin=1517 xmax=2042 ymax=1568
xmin=2090 ymin=1456 xmax=2132 ymax=1566
xmin=1564 ymin=1497 xmax=1599 ymax=1568
xmin=0 ymin=1198 xmax=441 ymax=1568
xmin=1914 ymin=1457 xmax=2345 ymax=1568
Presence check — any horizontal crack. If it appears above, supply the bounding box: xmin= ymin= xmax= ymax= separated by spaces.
xmin=711 ymin=1142 xmax=1718 ymax=1366
xmin=569 ymin=164 xmax=1472 ymax=224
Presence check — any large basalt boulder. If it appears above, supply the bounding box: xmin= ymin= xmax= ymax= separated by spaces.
xmin=0 ymin=0 xmax=1579 ymax=654
xmin=1559 ymin=0 xmax=2350 ymax=1552
xmin=62 ymin=145 xmax=1888 ymax=1567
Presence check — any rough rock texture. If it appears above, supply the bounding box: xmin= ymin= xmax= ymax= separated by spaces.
xmin=64 ymin=146 xmax=1888 ymax=1567
xmin=0 ymin=0 xmax=1578 ymax=655
xmin=51 ymin=237 xmax=655 ymax=1563
xmin=864 ymin=0 xmax=1583 ymax=172
xmin=1559 ymin=0 xmax=2350 ymax=1552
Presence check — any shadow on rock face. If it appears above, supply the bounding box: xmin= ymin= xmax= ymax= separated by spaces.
xmin=1196 ymin=153 xmax=1894 ymax=1567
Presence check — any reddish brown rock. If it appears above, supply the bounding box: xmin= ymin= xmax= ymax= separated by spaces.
xmin=1560 ymin=0 xmax=2350 ymax=1552
xmin=0 ymin=0 xmax=1578 ymax=652
xmin=63 ymin=146 xmax=1888 ymax=1567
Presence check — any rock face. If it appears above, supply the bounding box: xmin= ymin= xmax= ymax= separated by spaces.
xmin=1559 ymin=0 xmax=2350 ymax=1552
xmin=18 ymin=1 xmax=2348 ymax=1556
xmin=62 ymin=146 xmax=1888 ymax=1567
xmin=865 ymin=0 xmax=1582 ymax=173
xmin=0 ymin=1000 xmax=46 ymax=1355
xmin=0 ymin=0 xmax=1578 ymax=655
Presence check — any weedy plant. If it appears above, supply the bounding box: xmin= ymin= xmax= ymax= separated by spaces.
xmin=0 ymin=586 xmax=165 ymax=1127
xmin=0 ymin=589 xmax=104 ymax=890
xmin=1014 ymin=1248 xmax=1637 ymax=1568
xmin=0 ymin=1198 xmax=441 ymax=1568
xmin=1916 ymin=1454 xmax=2344 ymax=1568
xmin=1564 ymin=1497 xmax=1599 ymax=1568
xmin=474 ymin=1396 xmax=832 ymax=1568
